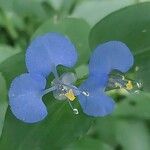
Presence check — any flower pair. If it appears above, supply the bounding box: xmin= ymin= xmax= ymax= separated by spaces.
xmin=9 ymin=32 xmax=134 ymax=123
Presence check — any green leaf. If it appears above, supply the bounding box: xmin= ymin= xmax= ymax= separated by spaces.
xmin=64 ymin=137 xmax=113 ymax=150
xmin=48 ymin=0 xmax=64 ymax=10
xmin=94 ymin=118 xmax=150 ymax=150
xmin=0 ymin=52 xmax=26 ymax=86
xmin=115 ymin=120 xmax=150 ymax=150
xmin=113 ymin=92 xmax=150 ymax=119
xmin=13 ymin=0 xmax=48 ymax=20
xmin=89 ymin=2 xmax=150 ymax=91
xmin=48 ymin=0 xmax=76 ymax=15
xmin=135 ymin=50 xmax=150 ymax=92
xmin=0 ymin=45 xmax=20 ymax=64
xmin=75 ymin=64 xmax=88 ymax=79
xmin=0 ymin=99 xmax=89 ymax=150
xmin=0 ymin=0 xmax=14 ymax=11
xmin=0 ymin=98 xmax=92 ymax=150
xmin=71 ymin=0 xmax=150 ymax=27
xmin=32 ymin=18 xmax=91 ymax=66
xmin=0 ymin=73 xmax=8 ymax=137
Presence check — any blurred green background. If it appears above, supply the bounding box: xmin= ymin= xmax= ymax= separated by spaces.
xmin=0 ymin=0 xmax=150 ymax=150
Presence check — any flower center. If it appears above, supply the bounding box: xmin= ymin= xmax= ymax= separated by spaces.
xmin=51 ymin=79 xmax=77 ymax=101
xmin=106 ymin=71 xmax=142 ymax=93
xmin=42 ymin=65 xmax=89 ymax=115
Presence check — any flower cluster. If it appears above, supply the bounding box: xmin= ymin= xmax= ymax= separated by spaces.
xmin=9 ymin=32 xmax=134 ymax=123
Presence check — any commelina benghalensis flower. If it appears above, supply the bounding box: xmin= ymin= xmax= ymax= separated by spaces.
xmin=9 ymin=32 xmax=134 ymax=123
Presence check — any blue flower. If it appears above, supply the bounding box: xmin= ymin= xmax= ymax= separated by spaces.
xmin=9 ymin=33 xmax=78 ymax=123
xmin=78 ymin=41 xmax=134 ymax=116
xmin=9 ymin=32 xmax=134 ymax=123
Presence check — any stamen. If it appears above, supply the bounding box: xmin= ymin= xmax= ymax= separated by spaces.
xmin=61 ymin=82 xmax=89 ymax=97
xmin=136 ymin=81 xmax=143 ymax=89
xmin=42 ymin=86 xmax=56 ymax=96
xmin=65 ymin=89 xmax=76 ymax=101
xmin=125 ymin=80 xmax=133 ymax=90
xmin=125 ymin=80 xmax=143 ymax=93
xmin=50 ymin=70 xmax=89 ymax=109
xmin=73 ymin=109 xmax=79 ymax=115
xmin=67 ymin=100 xmax=79 ymax=115
xmin=82 ymin=91 xmax=89 ymax=96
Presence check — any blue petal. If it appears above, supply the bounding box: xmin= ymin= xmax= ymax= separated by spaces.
xmin=78 ymin=76 xmax=115 ymax=116
xmin=26 ymin=32 xmax=78 ymax=77
xmin=9 ymin=73 xmax=47 ymax=123
xmin=89 ymin=41 xmax=134 ymax=76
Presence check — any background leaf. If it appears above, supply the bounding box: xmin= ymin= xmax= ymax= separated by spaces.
xmin=0 ymin=45 xmax=20 ymax=64
xmin=64 ymin=136 xmax=113 ymax=150
xmin=71 ymin=0 xmax=150 ymax=27
xmin=113 ymin=92 xmax=150 ymax=119
xmin=47 ymin=0 xmax=76 ymax=15
xmin=0 ymin=53 xmax=26 ymax=86
xmin=0 ymin=73 xmax=8 ymax=137
xmin=0 ymin=100 xmax=92 ymax=150
xmin=91 ymin=118 xmax=150 ymax=150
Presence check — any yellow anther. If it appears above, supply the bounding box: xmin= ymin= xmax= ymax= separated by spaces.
xmin=126 ymin=80 xmax=133 ymax=90
xmin=65 ymin=89 xmax=76 ymax=101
